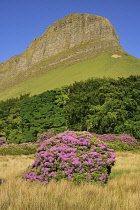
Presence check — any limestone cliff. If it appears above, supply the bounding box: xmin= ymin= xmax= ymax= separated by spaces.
xmin=0 ymin=13 xmax=124 ymax=91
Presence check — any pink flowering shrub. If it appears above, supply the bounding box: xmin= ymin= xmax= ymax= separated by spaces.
xmin=0 ymin=138 xmax=8 ymax=146
xmin=94 ymin=134 xmax=140 ymax=151
xmin=22 ymin=131 xmax=116 ymax=185
xmin=37 ymin=129 xmax=57 ymax=143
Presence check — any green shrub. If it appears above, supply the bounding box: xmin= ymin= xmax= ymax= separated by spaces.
xmin=0 ymin=144 xmax=38 ymax=155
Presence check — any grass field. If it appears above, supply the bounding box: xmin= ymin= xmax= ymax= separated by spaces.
xmin=0 ymin=53 xmax=140 ymax=101
xmin=0 ymin=151 xmax=140 ymax=210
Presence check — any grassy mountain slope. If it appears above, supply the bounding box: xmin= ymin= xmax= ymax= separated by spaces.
xmin=0 ymin=52 xmax=140 ymax=100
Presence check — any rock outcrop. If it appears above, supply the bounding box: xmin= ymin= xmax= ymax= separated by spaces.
xmin=0 ymin=13 xmax=124 ymax=91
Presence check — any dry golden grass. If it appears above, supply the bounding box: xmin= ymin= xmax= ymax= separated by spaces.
xmin=0 ymin=151 xmax=140 ymax=210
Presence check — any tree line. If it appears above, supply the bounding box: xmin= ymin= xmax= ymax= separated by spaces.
xmin=0 ymin=75 xmax=140 ymax=143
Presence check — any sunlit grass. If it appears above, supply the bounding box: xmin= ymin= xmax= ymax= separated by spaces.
xmin=0 ymin=151 xmax=140 ymax=209
xmin=0 ymin=53 xmax=140 ymax=101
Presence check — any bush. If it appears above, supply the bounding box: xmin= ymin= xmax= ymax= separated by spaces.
xmin=94 ymin=134 xmax=140 ymax=151
xmin=0 ymin=143 xmax=39 ymax=155
xmin=37 ymin=129 xmax=57 ymax=143
xmin=22 ymin=131 xmax=116 ymax=185
xmin=0 ymin=138 xmax=8 ymax=146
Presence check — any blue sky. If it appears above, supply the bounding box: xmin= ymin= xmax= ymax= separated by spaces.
xmin=0 ymin=0 xmax=140 ymax=62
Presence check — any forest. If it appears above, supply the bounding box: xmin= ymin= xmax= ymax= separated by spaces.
xmin=0 ymin=75 xmax=140 ymax=143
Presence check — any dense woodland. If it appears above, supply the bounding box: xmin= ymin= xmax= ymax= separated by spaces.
xmin=0 ymin=75 xmax=140 ymax=143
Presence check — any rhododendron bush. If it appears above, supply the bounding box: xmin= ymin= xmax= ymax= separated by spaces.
xmin=0 ymin=138 xmax=7 ymax=146
xmin=22 ymin=131 xmax=116 ymax=184
xmin=94 ymin=134 xmax=140 ymax=151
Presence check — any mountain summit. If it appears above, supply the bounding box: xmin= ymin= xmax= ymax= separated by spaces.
xmin=23 ymin=13 xmax=123 ymax=65
xmin=0 ymin=13 xmax=124 ymax=92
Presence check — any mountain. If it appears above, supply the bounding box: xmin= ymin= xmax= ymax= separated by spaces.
xmin=0 ymin=13 xmax=140 ymax=100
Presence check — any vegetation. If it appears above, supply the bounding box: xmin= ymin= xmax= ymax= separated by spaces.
xmin=0 ymin=151 xmax=140 ymax=209
xmin=0 ymin=143 xmax=39 ymax=156
xmin=22 ymin=131 xmax=116 ymax=184
xmin=94 ymin=134 xmax=140 ymax=151
xmin=64 ymin=75 xmax=140 ymax=140
xmin=0 ymin=131 xmax=139 ymax=156
xmin=0 ymin=137 xmax=7 ymax=146
xmin=0 ymin=90 xmax=66 ymax=143
xmin=0 ymin=75 xmax=140 ymax=143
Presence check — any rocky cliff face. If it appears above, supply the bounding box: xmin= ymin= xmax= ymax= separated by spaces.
xmin=0 ymin=13 xmax=124 ymax=91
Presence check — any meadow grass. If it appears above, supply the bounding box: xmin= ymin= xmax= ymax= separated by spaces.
xmin=0 ymin=151 xmax=140 ymax=210
xmin=0 ymin=53 xmax=140 ymax=101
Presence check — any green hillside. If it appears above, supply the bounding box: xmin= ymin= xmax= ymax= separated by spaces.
xmin=0 ymin=52 xmax=140 ymax=100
